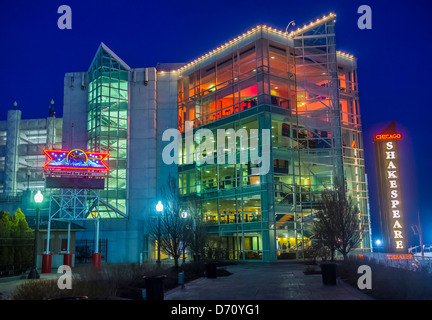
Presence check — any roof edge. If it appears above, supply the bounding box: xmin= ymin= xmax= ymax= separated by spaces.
xmin=177 ymin=12 xmax=339 ymax=73
xmin=88 ymin=42 xmax=131 ymax=72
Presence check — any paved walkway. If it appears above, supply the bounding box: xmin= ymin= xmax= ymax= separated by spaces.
xmin=165 ymin=261 xmax=373 ymax=300
xmin=0 ymin=272 xmax=59 ymax=300
xmin=0 ymin=261 xmax=372 ymax=300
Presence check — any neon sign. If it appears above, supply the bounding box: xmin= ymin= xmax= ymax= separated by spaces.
xmin=374 ymin=124 xmax=406 ymax=253
xmin=43 ymin=149 xmax=109 ymax=172
xmin=374 ymin=133 xmax=402 ymax=140
xmin=384 ymin=140 xmax=405 ymax=250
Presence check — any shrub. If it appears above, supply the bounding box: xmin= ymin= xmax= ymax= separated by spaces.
xmin=13 ymin=278 xmax=115 ymax=300
xmin=12 ymin=261 xmax=223 ymax=300
xmin=339 ymin=256 xmax=432 ymax=300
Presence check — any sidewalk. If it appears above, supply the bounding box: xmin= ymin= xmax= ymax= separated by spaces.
xmin=0 ymin=261 xmax=373 ymax=300
xmin=165 ymin=261 xmax=373 ymax=300
xmin=0 ymin=272 xmax=59 ymax=300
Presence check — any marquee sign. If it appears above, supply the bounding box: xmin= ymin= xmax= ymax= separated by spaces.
xmin=374 ymin=122 xmax=406 ymax=253
xmin=43 ymin=149 xmax=109 ymax=175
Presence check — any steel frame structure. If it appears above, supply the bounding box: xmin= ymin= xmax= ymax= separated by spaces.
xmin=46 ymin=188 xmax=101 ymax=256
xmin=45 ymin=187 xmax=127 ymax=256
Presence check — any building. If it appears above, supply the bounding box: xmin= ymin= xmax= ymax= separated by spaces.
xmin=0 ymin=103 xmax=66 ymax=269
xmin=0 ymin=12 xmax=371 ymax=264
xmin=176 ymin=13 xmax=371 ymax=261
xmin=61 ymin=43 xmax=181 ymax=263
xmin=0 ymin=102 xmax=62 ymax=198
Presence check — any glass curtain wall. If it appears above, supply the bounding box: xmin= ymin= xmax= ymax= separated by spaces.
xmin=178 ymin=20 xmax=361 ymax=260
xmin=178 ymin=42 xmax=260 ymax=131
xmin=339 ymin=59 xmax=371 ymax=251
xmin=178 ymin=30 xmax=286 ymax=261
xmin=178 ymin=114 xmax=267 ymax=260
xmin=88 ymin=46 xmax=129 ymax=218
xmin=276 ymin=19 xmax=343 ymax=259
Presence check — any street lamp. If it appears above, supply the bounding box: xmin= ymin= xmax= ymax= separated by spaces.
xmin=156 ymin=201 xmax=163 ymax=213
xmin=374 ymin=239 xmax=383 ymax=252
xmin=28 ymin=190 xmax=43 ymax=279
xmin=181 ymin=211 xmax=188 ymax=264
xmin=285 ymin=20 xmax=295 ymax=33
xmin=34 ymin=190 xmax=43 ymax=204
xmin=156 ymin=201 xmax=163 ymax=267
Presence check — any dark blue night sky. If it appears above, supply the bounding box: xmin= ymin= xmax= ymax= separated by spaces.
xmin=1 ymin=0 xmax=431 ymax=247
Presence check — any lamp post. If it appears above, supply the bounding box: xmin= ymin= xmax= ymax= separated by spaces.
xmin=28 ymin=190 xmax=43 ymax=279
xmin=181 ymin=211 xmax=187 ymax=264
xmin=418 ymin=211 xmax=424 ymax=259
xmin=156 ymin=201 xmax=163 ymax=267
xmin=285 ymin=20 xmax=295 ymax=33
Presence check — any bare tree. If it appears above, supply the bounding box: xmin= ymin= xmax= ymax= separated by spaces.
xmin=180 ymin=194 xmax=208 ymax=262
xmin=312 ymin=179 xmax=362 ymax=260
xmin=148 ymin=176 xmax=188 ymax=271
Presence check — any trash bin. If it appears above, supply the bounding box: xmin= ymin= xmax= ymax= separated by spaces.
xmin=144 ymin=275 xmax=167 ymax=300
xmin=205 ymin=262 xmax=217 ymax=278
xmin=178 ymin=271 xmax=185 ymax=287
xmin=320 ymin=263 xmax=337 ymax=285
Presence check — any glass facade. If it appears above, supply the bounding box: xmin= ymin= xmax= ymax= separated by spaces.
xmin=87 ymin=45 xmax=129 ymax=218
xmin=0 ymin=115 xmax=62 ymax=196
xmin=177 ymin=17 xmax=371 ymax=261
xmin=339 ymin=58 xmax=371 ymax=251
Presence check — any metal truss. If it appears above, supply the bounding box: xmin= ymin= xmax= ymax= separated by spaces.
xmin=48 ymin=188 xmax=127 ymax=221
xmin=44 ymin=188 xmax=126 ymax=256
xmin=49 ymin=188 xmax=99 ymax=221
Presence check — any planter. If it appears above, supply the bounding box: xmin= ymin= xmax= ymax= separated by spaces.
xmin=144 ymin=275 xmax=167 ymax=300
xmin=320 ymin=263 xmax=337 ymax=285
xmin=205 ymin=262 xmax=217 ymax=278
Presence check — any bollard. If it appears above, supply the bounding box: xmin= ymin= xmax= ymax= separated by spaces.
xmin=41 ymin=253 xmax=52 ymax=273
xmin=63 ymin=253 xmax=73 ymax=268
xmin=92 ymin=253 xmax=101 ymax=269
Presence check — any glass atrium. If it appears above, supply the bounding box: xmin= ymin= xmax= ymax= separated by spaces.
xmin=87 ymin=44 xmax=129 ymax=218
